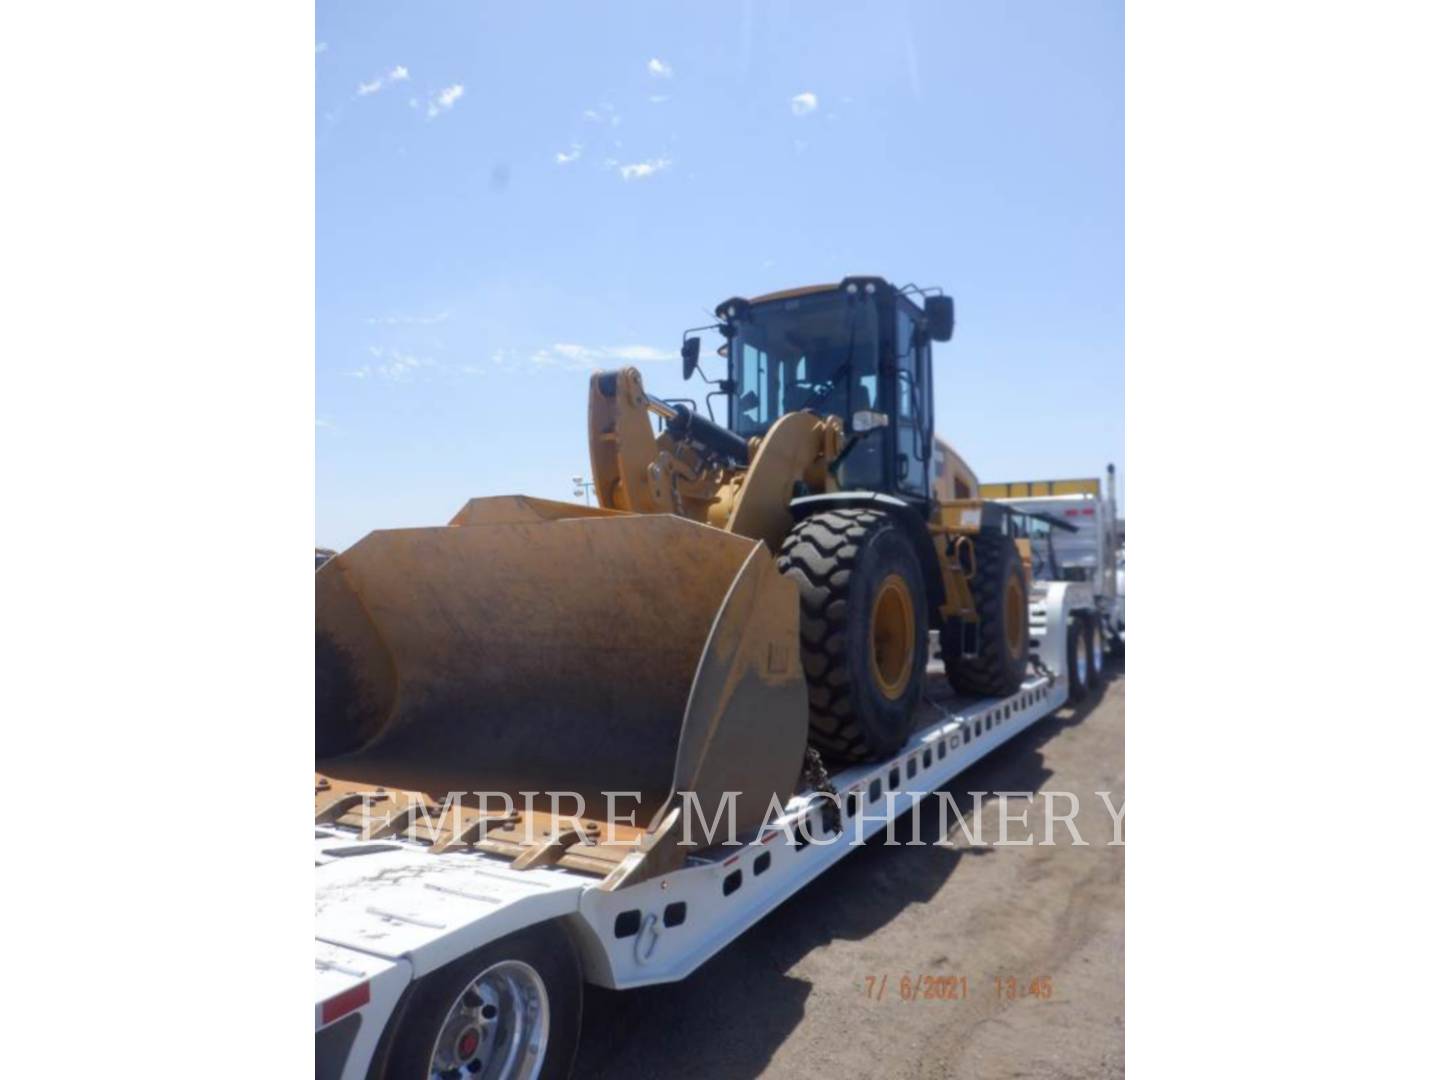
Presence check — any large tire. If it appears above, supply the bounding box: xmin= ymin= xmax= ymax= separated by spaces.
xmin=943 ymin=533 xmax=1030 ymax=698
xmin=777 ymin=509 xmax=927 ymax=762
xmin=382 ymin=920 xmax=582 ymax=1080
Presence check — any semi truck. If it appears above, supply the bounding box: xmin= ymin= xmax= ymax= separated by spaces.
xmin=982 ymin=466 xmax=1124 ymax=653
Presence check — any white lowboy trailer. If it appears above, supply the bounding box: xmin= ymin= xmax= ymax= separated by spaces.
xmin=315 ymin=581 xmax=1100 ymax=1080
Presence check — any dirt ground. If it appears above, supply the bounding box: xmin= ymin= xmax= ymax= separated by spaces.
xmin=572 ymin=667 xmax=1125 ymax=1079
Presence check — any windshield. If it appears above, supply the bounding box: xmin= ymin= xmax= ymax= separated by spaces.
xmin=728 ymin=290 xmax=880 ymax=440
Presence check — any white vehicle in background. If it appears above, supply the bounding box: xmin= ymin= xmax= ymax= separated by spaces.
xmin=982 ymin=464 xmax=1124 ymax=655
xmin=1114 ymin=546 xmax=1124 ymax=647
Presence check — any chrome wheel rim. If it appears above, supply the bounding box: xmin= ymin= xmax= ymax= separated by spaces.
xmin=1092 ymin=626 xmax=1104 ymax=675
xmin=1075 ymin=632 xmax=1088 ymax=685
xmin=428 ymin=959 xmax=549 ymax=1080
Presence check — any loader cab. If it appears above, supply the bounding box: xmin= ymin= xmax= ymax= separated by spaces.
xmin=711 ymin=276 xmax=950 ymax=508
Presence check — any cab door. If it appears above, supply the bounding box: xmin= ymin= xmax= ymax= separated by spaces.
xmin=893 ymin=303 xmax=931 ymax=497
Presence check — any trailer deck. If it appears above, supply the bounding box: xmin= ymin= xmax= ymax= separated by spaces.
xmin=315 ymin=581 xmax=1091 ymax=1079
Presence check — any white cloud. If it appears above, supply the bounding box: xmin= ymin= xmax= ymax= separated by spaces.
xmin=647 ymin=58 xmax=673 ymax=79
xmin=529 ymin=343 xmax=672 ymax=369
xmin=648 ymin=94 xmax=669 ymax=104
xmin=790 ymin=91 xmax=818 ymax=116
xmin=618 ymin=156 xmax=671 ymax=181
xmin=427 ymin=84 xmax=464 ymax=118
xmin=606 ymin=344 xmax=672 ymax=362
xmin=555 ymin=143 xmax=583 ymax=165
xmin=357 ymin=65 xmax=410 ymax=97
xmin=350 ymin=349 xmax=430 ymax=381
xmin=583 ymin=103 xmax=621 ymax=127
xmin=350 ymin=346 xmax=481 ymax=382
xmin=365 ymin=310 xmax=451 ymax=326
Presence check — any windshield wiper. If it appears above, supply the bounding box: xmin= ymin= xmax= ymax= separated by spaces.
xmin=800 ymin=362 xmax=850 ymax=412
xmin=827 ymin=424 xmax=880 ymax=476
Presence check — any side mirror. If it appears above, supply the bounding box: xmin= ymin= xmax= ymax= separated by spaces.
xmin=681 ymin=337 xmax=701 ymax=380
xmin=924 ymin=295 xmax=955 ymax=342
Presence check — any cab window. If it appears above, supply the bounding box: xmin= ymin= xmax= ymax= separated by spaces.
xmin=894 ymin=305 xmax=928 ymax=494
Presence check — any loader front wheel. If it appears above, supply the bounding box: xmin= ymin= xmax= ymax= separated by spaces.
xmin=778 ymin=509 xmax=927 ymax=762
xmin=943 ymin=532 xmax=1030 ymax=699
xmin=382 ymin=920 xmax=581 ymax=1080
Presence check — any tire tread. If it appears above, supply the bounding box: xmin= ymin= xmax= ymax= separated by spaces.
xmin=943 ymin=532 xmax=1029 ymax=697
xmin=777 ymin=509 xmax=906 ymax=761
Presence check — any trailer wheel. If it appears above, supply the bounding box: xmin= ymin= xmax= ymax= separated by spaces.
xmin=1087 ymin=616 xmax=1105 ymax=683
xmin=383 ymin=921 xmax=581 ymax=1080
xmin=778 ymin=508 xmax=927 ymax=762
xmin=1108 ymin=631 xmax=1125 ymax=661
xmin=943 ymin=532 xmax=1030 ymax=698
xmin=1066 ymin=619 xmax=1091 ymax=704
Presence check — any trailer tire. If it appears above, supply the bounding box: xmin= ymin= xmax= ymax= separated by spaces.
xmin=943 ymin=532 xmax=1030 ymax=698
xmin=1066 ymin=619 xmax=1091 ymax=705
xmin=1087 ymin=616 xmax=1105 ymax=684
xmin=778 ymin=508 xmax=927 ymax=762
xmin=382 ymin=920 xmax=581 ymax=1080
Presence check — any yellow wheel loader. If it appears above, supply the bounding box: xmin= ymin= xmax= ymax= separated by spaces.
xmin=316 ymin=276 xmax=1032 ymax=887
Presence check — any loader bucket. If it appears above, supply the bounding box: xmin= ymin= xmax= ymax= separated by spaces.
xmin=316 ymin=505 xmax=808 ymax=864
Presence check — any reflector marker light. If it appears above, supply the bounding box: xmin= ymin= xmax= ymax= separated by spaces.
xmin=321 ymin=981 xmax=371 ymax=1025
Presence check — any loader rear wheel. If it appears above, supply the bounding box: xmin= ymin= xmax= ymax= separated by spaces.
xmin=943 ymin=532 xmax=1030 ymax=698
xmin=382 ymin=920 xmax=581 ymax=1080
xmin=778 ymin=509 xmax=927 ymax=762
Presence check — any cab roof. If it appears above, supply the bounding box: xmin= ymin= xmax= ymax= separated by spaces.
xmin=716 ymin=276 xmax=902 ymax=318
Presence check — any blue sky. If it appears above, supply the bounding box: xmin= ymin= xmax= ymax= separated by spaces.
xmin=317 ymin=1 xmax=1123 ymax=549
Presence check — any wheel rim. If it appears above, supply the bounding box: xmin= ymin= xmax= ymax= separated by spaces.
xmin=1003 ymin=574 xmax=1027 ymax=659
xmin=1075 ymin=631 xmax=1088 ymax=685
xmin=428 ymin=959 xmax=549 ymax=1080
xmin=1092 ymin=625 xmax=1104 ymax=675
xmin=869 ymin=573 xmax=916 ymax=700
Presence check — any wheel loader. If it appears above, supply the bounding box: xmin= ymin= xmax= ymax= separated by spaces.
xmin=316 ymin=276 xmax=1033 ymax=888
